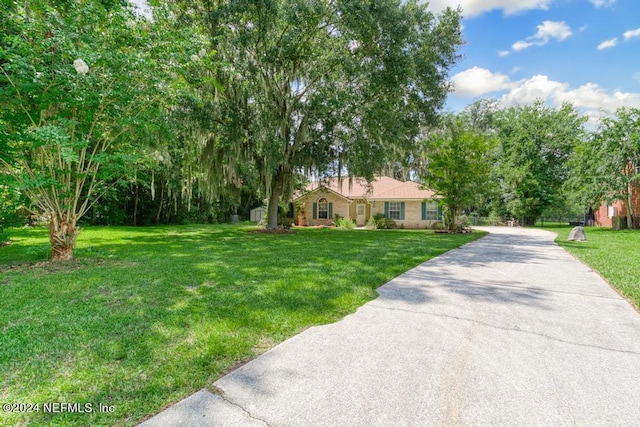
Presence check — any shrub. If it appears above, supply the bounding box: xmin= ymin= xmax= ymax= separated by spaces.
xmin=335 ymin=217 xmax=356 ymax=229
xmin=430 ymin=221 xmax=444 ymax=230
xmin=365 ymin=215 xmax=378 ymax=229
xmin=457 ymin=214 xmax=471 ymax=228
xmin=489 ymin=215 xmax=506 ymax=226
xmin=257 ymin=213 xmax=268 ymax=228
xmin=373 ymin=213 xmax=396 ymax=229
xmin=373 ymin=213 xmax=386 ymax=228
xmin=279 ymin=217 xmax=295 ymax=229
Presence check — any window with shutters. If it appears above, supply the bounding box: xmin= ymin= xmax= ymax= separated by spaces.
xmin=424 ymin=202 xmax=439 ymax=220
xmin=318 ymin=198 xmax=328 ymax=219
xmin=388 ymin=202 xmax=401 ymax=220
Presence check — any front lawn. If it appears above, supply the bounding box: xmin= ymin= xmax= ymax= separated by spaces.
xmin=0 ymin=224 xmax=484 ymax=426
xmin=548 ymin=225 xmax=640 ymax=309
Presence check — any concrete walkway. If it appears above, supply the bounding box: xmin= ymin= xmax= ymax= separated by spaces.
xmin=140 ymin=227 xmax=640 ymax=426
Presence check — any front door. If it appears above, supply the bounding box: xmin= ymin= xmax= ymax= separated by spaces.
xmin=356 ymin=203 xmax=366 ymax=226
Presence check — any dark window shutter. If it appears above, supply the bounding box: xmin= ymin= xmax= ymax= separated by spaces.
xmin=313 ymin=202 xmax=318 ymax=219
xmin=384 ymin=202 xmax=389 ymax=217
xmin=421 ymin=202 xmax=427 ymax=220
xmin=328 ymin=203 xmax=333 ymax=219
xmin=437 ymin=205 xmax=443 ymax=221
xmin=400 ymin=202 xmax=405 ymax=220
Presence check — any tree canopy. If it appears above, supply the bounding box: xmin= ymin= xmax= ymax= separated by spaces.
xmin=492 ymin=102 xmax=586 ymax=225
xmin=180 ymin=0 xmax=463 ymax=228
xmin=0 ymin=0 xmax=188 ymax=259
xmin=420 ymin=115 xmax=494 ymax=230
xmin=568 ymin=107 xmax=640 ymax=228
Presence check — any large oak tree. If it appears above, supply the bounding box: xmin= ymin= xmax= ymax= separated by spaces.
xmin=181 ymin=0 xmax=463 ymax=228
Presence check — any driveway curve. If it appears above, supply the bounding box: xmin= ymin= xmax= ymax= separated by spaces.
xmin=141 ymin=227 xmax=640 ymax=426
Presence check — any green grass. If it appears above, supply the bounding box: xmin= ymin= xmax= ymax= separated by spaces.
xmin=0 ymin=224 xmax=484 ymax=426
xmin=545 ymin=225 xmax=640 ymax=309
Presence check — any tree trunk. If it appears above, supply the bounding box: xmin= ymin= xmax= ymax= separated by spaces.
xmin=155 ymin=178 xmax=164 ymax=225
xmin=626 ymin=181 xmax=634 ymax=229
xmin=49 ymin=214 xmax=79 ymax=261
xmin=265 ymin=167 xmax=288 ymax=229
xmin=133 ymin=183 xmax=139 ymax=226
xmin=448 ymin=208 xmax=457 ymax=231
xmin=266 ymin=185 xmax=282 ymax=229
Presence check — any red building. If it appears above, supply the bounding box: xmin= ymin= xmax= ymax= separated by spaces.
xmin=594 ymin=182 xmax=640 ymax=228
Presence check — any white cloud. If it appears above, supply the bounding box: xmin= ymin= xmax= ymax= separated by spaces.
xmin=597 ymin=38 xmax=618 ymax=50
xmin=512 ymin=21 xmax=572 ymax=51
xmin=506 ymin=77 xmax=640 ymax=128
xmin=537 ymin=20 xmax=573 ymax=41
xmin=450 ymin=66 xmax=517 ymax=96
xmin=556 ymin=83 xmax=640 ymax=114
xmin=623 ymin=28 xmax=640 ymax=40
xmin=512 ymin=40 xmax=535 ymax=51
xmin=450 ymin=67 xmax=640 ymax=125
xmin=497 ymin=50 xmax=510 ymax=57
xmin=505 ymin=76 xmax=640 ymax=113
xmin=424 ymin=0 xmax=553 ymax=18
xmin=590 ymin=0 xmax=616 ymax=8
xmin=501 ymin=75 xmax=568 ymax=106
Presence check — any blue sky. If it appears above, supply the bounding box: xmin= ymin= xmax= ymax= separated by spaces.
xmin=425 ymin=0 xmax=640 ymax=126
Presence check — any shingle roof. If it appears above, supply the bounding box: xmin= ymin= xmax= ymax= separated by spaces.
xmin=298 ymin=176 xmax=437 ymax=201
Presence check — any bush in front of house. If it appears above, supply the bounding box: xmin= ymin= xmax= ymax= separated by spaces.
xmin=335 ymin=217 xmax=356 ymax=229
xmin=372 ymin=213 xmax=397 ymax=229
xmin=365 ymin=215 xmax=378 ymax=229
xmin=279 ymin=218 xmax=295 ymax=229
xmin=429 ymin=221 xmax=444 ymax=230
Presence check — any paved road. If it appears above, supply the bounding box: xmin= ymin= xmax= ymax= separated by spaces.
xmin=140 ymin=227 xmax=640 ymax=426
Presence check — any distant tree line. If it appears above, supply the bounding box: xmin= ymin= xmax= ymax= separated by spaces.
xmin=419 ymin=100 xmax=639 ymax=231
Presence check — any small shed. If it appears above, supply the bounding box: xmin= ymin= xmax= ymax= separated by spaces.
xmin=250 ymin=206 xmax=267 ymax=222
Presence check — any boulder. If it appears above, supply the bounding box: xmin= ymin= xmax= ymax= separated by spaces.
xmin=567 ymin=226 xmax=587 ymax=241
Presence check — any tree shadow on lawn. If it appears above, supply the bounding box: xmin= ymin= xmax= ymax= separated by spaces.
xmin=3 ymin=227 xmax=479 ymax=425
xmin=1 ymin=262 xmax=354 ymax=425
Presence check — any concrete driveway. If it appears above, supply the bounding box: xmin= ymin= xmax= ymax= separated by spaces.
xmin=140 ymin=227 xmax=640 ymax=426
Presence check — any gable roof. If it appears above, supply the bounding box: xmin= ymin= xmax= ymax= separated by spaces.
xmin=296 ymin=176 xmax=437 ymax=201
